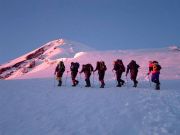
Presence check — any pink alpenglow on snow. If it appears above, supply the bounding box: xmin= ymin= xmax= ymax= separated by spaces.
xmin=0 ymin=39 xmax=179 ymax=81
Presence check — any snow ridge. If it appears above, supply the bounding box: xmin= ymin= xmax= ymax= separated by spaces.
xmin=0 ymin=39 xmax=94 ymax=79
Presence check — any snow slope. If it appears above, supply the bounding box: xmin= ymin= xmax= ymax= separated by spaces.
xmin=0 ymin=39 xmax=179 ymax=81
xmin=0 ymin=79 xmax=180 ymax=135
xmin=0 ymin=39 xmax=94 ymax=79
xmin=0 ymin=39 xmax=180 ymax=135
xmin=16 ymin=47 xmax=180 ymax=81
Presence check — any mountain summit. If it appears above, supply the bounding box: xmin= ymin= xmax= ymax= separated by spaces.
xmin=0 ymin=39 xmax=94 ymax=79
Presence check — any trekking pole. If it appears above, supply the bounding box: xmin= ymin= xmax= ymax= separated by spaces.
xmin=92 ymin=72 xmax=95 ymax=88
xmin=126 ymin=75 xmax=129 ymax=88
xmin=147 ymin=74 xmax=152 ymax=87
xmin=91 ymin=72 xmax=95 ymax=88
xmin=65 ymin=71 xmax=69 ymax=87
xmin=112 ymin=70 xmax=117 ymax=86
xmin=79 ymin=73 xmax=82 ymax=88
xmin=97 ymin=73 xmax=101 ymax=87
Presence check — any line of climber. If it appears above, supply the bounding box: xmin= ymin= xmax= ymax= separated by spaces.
xmin=54 ymin=60 xmax=161 ymax=90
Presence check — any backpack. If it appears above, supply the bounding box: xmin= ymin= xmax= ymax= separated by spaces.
xmin=129 ymin=60 xmax=139 ymax=71
xmin=117 ymin=59 xmax=125 ymax=72
xmin=75 ymin=62 xmax=80 ymax=69
xmin=153 ymin=63 xmax=161 ymax=71
xmin=120 ymin=64 xmax=125 ymax=72
xmin=99 ymin=61 xmax=106 ymax=71
xmin=58 ymin=62 xmax=65 ymax=72
xmin=114 ymin=61 xmax=119 ymax=71
xmin=114 ymin=60 xmax=125 ymax=72
xmin=86 ymin=64 xmax=93 ymax=73
xmin=71 ymin=62 xmax=79 ymax=71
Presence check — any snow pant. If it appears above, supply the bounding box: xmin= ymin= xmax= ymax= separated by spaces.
xmin=56 ymin=72 xmax=64 ymax=86
xmin=85 ymin=73 xmax=91 ymax=87
xmin=151 ymin=72 xmax=160 ymax=90
xmin=98 ymin=71 xmax=105 ymax=88
xmin=58 ymin=80 xmax=62 ymax=86
xmin=116 ymin=71 xmax=125 ymax=86
xmin=71 ymin=71 xmax=78 ymax=86
xmin=151 ymin=72 xmax=160 ymax=84
xmin=130 ymin=71 xmax=138 ymax=87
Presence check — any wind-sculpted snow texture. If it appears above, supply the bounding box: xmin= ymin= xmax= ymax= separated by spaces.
xmin=0 ymin=79 xmax=180 ymax=135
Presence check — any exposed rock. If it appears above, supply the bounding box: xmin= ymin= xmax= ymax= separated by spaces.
xmin=26 ymin=48 xmax=45 ymax=60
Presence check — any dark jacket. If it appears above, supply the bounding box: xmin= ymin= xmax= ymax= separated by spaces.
xmin=126 ymin=60 xmax=140 ymax=75
xmin=113 ymin=61 xmax=125 ymax=73
xmin=94 ymin=62 xmax=107 ymax=73
xmin=55 ymin=62 xmax=65 ymax=77
xmin=80 ymin=64 xmax=93 ymax=74
xmin=70 ymin=62 xmax=79 ymax=73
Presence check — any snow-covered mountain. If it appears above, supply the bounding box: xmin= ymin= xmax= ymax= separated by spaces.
xmin=0 ymin=39 xmax=180 ymax=80
xmin=1 ymin=39 xmax=180 ymax=135
xmin=168 ymin=45 xmax=180 ymax=51
xmin=0 ymin=39 xmax=94 ymax=79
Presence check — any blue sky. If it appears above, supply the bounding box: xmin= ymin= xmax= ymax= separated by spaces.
xmin=0 ymin=0 xmax=180 ymax=64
